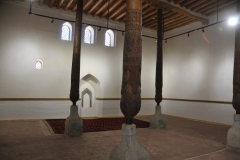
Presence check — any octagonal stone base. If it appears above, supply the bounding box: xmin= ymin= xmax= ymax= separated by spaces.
xmin=150 ymin=105 xmax=166 ymax=129
xmin=65 ymin=105 xmax=83 ymax=138
xmin=227 ymin=114 xmax=240 ymax=153
xmin=109 ymin=124 xmax=149 ymax=160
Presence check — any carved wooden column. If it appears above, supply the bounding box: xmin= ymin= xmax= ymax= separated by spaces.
xmin=64 ymin=0 xmax=83 ymax=138
xmin=150 ymin=9 xmax=166 ymax=129
xmin=110 ymin=0 xmax=149 ymax=159
xmin=120 ymin=0 xmax=142 ymax=125
xmin=227 ymin=0 xmax=240 ymax=152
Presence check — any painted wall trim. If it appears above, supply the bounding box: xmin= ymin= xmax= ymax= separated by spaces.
xmin=96 ymin=98 xmax=232 ymax=104
xmin=0 ymin=98 xmax=232 ymax=104
xmin=0 ymin=98 xmax=81 ymax=101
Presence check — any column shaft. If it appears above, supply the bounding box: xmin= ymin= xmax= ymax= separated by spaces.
xmin=155 ymin=9 xmax=163 ymax=106
xmin=70 ymin=0 xmax=83 ymax=105
xmin=120 ymin=0 xmax=142 ymax=124
xmin=233 ymin=0 xmax=240 ymax=114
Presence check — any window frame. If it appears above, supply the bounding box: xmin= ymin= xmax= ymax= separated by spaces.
xmin=61 ymin=22 xmax=72 ymax=41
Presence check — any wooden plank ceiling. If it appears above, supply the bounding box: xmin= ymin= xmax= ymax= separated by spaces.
xmin=36 ymin=0 xmax=236 ymax=32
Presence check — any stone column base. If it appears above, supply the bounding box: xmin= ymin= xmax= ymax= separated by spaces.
xmin=65 ymin=105 xmax=83 ymax=137
xmin=150 ymin=105 xmax=166 ymax=129
xmin=109 ymin=124 xmax=149 ymax=160
xmin=226 ymin=114 xmax=240 ymax=153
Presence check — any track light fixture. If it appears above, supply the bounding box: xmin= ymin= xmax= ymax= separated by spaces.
xmin=51 ymin=19 xmax=54 ymax=23
xmin=188 ymin=32 xmax=190 ymax=37
xmin=98 ymin=27 xmax=101 ymax=31
xmin=122 ymin=31 xmax=124 ymax=36
xmin=202 ymin=28 xmax=205 ymax=32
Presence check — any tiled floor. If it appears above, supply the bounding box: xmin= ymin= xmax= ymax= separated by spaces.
xmin=0 ymin=115 xmax=240 ymax=160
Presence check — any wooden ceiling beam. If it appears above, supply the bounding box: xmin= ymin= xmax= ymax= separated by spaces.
xmin=165 ymin=20 xmax=198 ymax=32
xmin=109 ymin=3 xmax=126 ymax=19
xmin=143 ymin=13 xmax=157 ymax=24
xmin=174 ymin=0 xmax=185 ymax=5
xmin=144 ymin=0 xmax=208 ymax=25
xmin=185 ymin=0 xmax=208 ymax=10
xmin=39 ymin=0 xmax=44 ymax=6
xmin=83 ymin=0 xmax=95 ymax=12
xmin=93 ymin=0 xmax=113 ymax=16
xmin=204 ymin=0 xmax=236 ymax=15
xmin=143 ymin=6 xmax=155 ymax=15
xmin=86 ymin=0 xmax=103 ymax=15
xmin=64 ymin=0 xmax=74 ymax=11
xmin=165 ymin=17 xmax=190 ymax=28
xmin=100 ymin=0 xmax=124 ymax=18
xmin=144 ymin=19 xmax=157 ymax=27
xmin=179 ymin=0 xmax=195 ymax=7
xmin=190 ymin=0 xmax=215 ymax=12
xmin=163 ymin=11 xmax=176 ymax=18
xmin=147 ymin=22 xmax=157 ymax=28
xmin=196 ymin=0 xmax=226 ymax=13
xmin=143 ymin=10 xmax=157 ymax=20
xmin=113 ymin=11 xmax=126 ymax=21
xmin=57 ymin=0 xmax=64 ymax=9
xmin=200 ymin=0 xmax=230 ymax=15
xmin=142 ymin=3 xmax=149 ymax=11
xmin=164 ymin=15 xmax=185 ymax=25
xmin=48 ymin=0 xmax=54 ymax=8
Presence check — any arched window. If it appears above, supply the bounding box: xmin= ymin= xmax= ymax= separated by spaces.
xmin=84 ymin=26 xmax=94 ymax=44
xmin=36 ymin=59 xmax=43 ymax=69
xmin=105 ymin=29 xmax=114 ymax=47
xmin=61 ymin=22 xmax=72 ymax=41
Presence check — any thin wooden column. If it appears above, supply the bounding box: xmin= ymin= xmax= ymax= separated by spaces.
xmin=65 ymin=0 xmax=83 ymax=138
xmin=70 ymin=0 xmax=83 ymax=105
xmin=233 ymin=0 xmax=240 ymax=115
xmin=150 ymin=9 xmax=166 ymax=129
xmin=226 ymin=0 xmax=240 ymax=152
xmin=155 ymin=9 xmax=163 ymax=106
xmin=120 ymin=0 xmax=142 ymax=124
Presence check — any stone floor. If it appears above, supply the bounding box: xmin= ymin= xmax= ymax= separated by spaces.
xmin=0 ymin=115 xmax=240 ymax=160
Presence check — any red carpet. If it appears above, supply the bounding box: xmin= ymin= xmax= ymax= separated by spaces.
xmin=46 ymin=118 xmax=150 ymax=134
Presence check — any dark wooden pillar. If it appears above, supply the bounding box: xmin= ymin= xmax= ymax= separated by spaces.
xmin=155 ymin=9 xmax=163 ymax=106
xmin=120 ymin=0 xmax=142 ymax=124
xmin=70 ymin=0 xmax=83 ymax=105
xmin=233 ymin=0 xmax=240 ymax=114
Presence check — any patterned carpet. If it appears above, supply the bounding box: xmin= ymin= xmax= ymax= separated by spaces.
xmin=46 ymin=118 xmax=150 ymax=134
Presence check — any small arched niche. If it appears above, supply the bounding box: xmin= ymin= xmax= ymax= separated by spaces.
xmin=81 ymin=88 xmax=92 ymax=108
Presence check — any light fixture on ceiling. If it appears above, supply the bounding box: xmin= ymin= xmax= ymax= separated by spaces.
xmin=228 ymin=16 xmax=238 ymax=26
xmin=202 ymin=28 xmax=205 ymax=32
xmin=122 ymin=31 xmax=124 ymax=36
xmin=51 ymin=18 xmax=54 ymax=23
xmin=165 ymin=39 xmax=167 ymax=43
xmin=188 ymin=32 xmax=190 ymax=37
xmin=98 ymin=27 xmax=101 ymax=31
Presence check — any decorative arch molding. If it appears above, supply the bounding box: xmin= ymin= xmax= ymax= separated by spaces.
xmin=81 ymin=88 xmax=92 ymax=108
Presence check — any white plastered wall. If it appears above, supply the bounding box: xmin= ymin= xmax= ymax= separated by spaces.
xmin=0 ymin=1 xmax=237 ymax=125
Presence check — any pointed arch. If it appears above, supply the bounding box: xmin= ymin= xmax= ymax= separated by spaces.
xmin=81 ymin=88 xmax=92 ymax=107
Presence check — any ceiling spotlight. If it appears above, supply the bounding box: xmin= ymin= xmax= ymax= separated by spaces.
xmin=165 ymin=39 xmax=167 ymax=43
xmin=122 ymin=31 xmax=124 ymax=36
xmin=188 ymin=32 xmax=190 ymax=37
xmin=98 ymin=27 xmax=101 ymax=31
xmin=51 ymin=19 xmax=54 ymax=23
xmin=228 ymin=16 xmax=238 ymax=26
xmin=202 ymin=28 xmax=205 ymax=32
